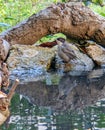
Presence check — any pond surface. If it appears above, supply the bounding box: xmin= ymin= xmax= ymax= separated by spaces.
xmin=1 ymin=68 xmax=105 ymax=130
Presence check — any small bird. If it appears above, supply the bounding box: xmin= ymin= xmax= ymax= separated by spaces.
xmin=56 ymin=38 xmax=76 ymax=63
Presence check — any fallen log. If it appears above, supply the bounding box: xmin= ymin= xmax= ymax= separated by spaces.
xmin=0 ymin=2 xmax=105 ymax=46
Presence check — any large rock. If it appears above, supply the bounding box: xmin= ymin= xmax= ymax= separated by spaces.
xmin=7 ymin=44 xmax=57 ymax=81
xmin=85 ymin=42 xmax=105 ymax=66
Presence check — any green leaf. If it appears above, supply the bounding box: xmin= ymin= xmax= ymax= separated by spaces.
xmin=4 ymin=16 xmax=16 ymax=20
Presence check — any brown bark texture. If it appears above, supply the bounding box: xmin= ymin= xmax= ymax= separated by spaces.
xmin=0 ymin=2 xmax=105 ymax=45
xmin=0 ymin=39 xmax=10 ymax=89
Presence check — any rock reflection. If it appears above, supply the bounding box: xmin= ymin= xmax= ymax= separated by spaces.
xmin=16 ymin=68 xmax=105 ymax=111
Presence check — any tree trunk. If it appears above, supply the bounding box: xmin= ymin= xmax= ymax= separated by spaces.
xmin=0 ymin=2 xmax=105 ymax=45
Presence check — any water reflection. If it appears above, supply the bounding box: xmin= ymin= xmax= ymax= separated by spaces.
xmin=15 ymin=69 xmax=105 ymax=111
xmin=1 ymin=68 xmax=105 ymax=129
xmin=1 ymin=96 xmax=105 ymax=130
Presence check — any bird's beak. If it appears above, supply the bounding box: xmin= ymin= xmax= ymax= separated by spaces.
xmin=56 ymin=40 xmax=63 ymax=46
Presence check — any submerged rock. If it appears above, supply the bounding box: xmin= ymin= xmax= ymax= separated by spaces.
xmin=56 ymin=40 xmax=94 ymax=72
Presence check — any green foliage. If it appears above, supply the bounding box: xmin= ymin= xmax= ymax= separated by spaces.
xmin=0 ymin=0 xmax=61 ymax=32
xmin=37 ymin=33 xmax=66 ymax=44
xmin=0 ymin=0 xmax=32 ymax=32
xmin=0 ymin=22 xmax=10 ymax=32
xmin=90 ymin=3 xmax=105 ymax=16
xmin=92 ymin=0 xmax=104 ymax=5
xmin=61 ymin=0 xmax=67 ymax=2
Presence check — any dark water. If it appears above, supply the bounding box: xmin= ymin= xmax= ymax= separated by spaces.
xmin=1 ymin=68 xmax=105 ymax=130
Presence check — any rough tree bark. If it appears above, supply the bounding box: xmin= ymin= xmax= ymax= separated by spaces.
xmin=0 ymin=2 xmax=105 ymax=46
xmin=0 ymin=39 xmax=10 ymax=89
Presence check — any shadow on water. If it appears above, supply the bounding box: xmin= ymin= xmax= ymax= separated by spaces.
xmin=1 ymin=68 xmax=105 ymax=129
